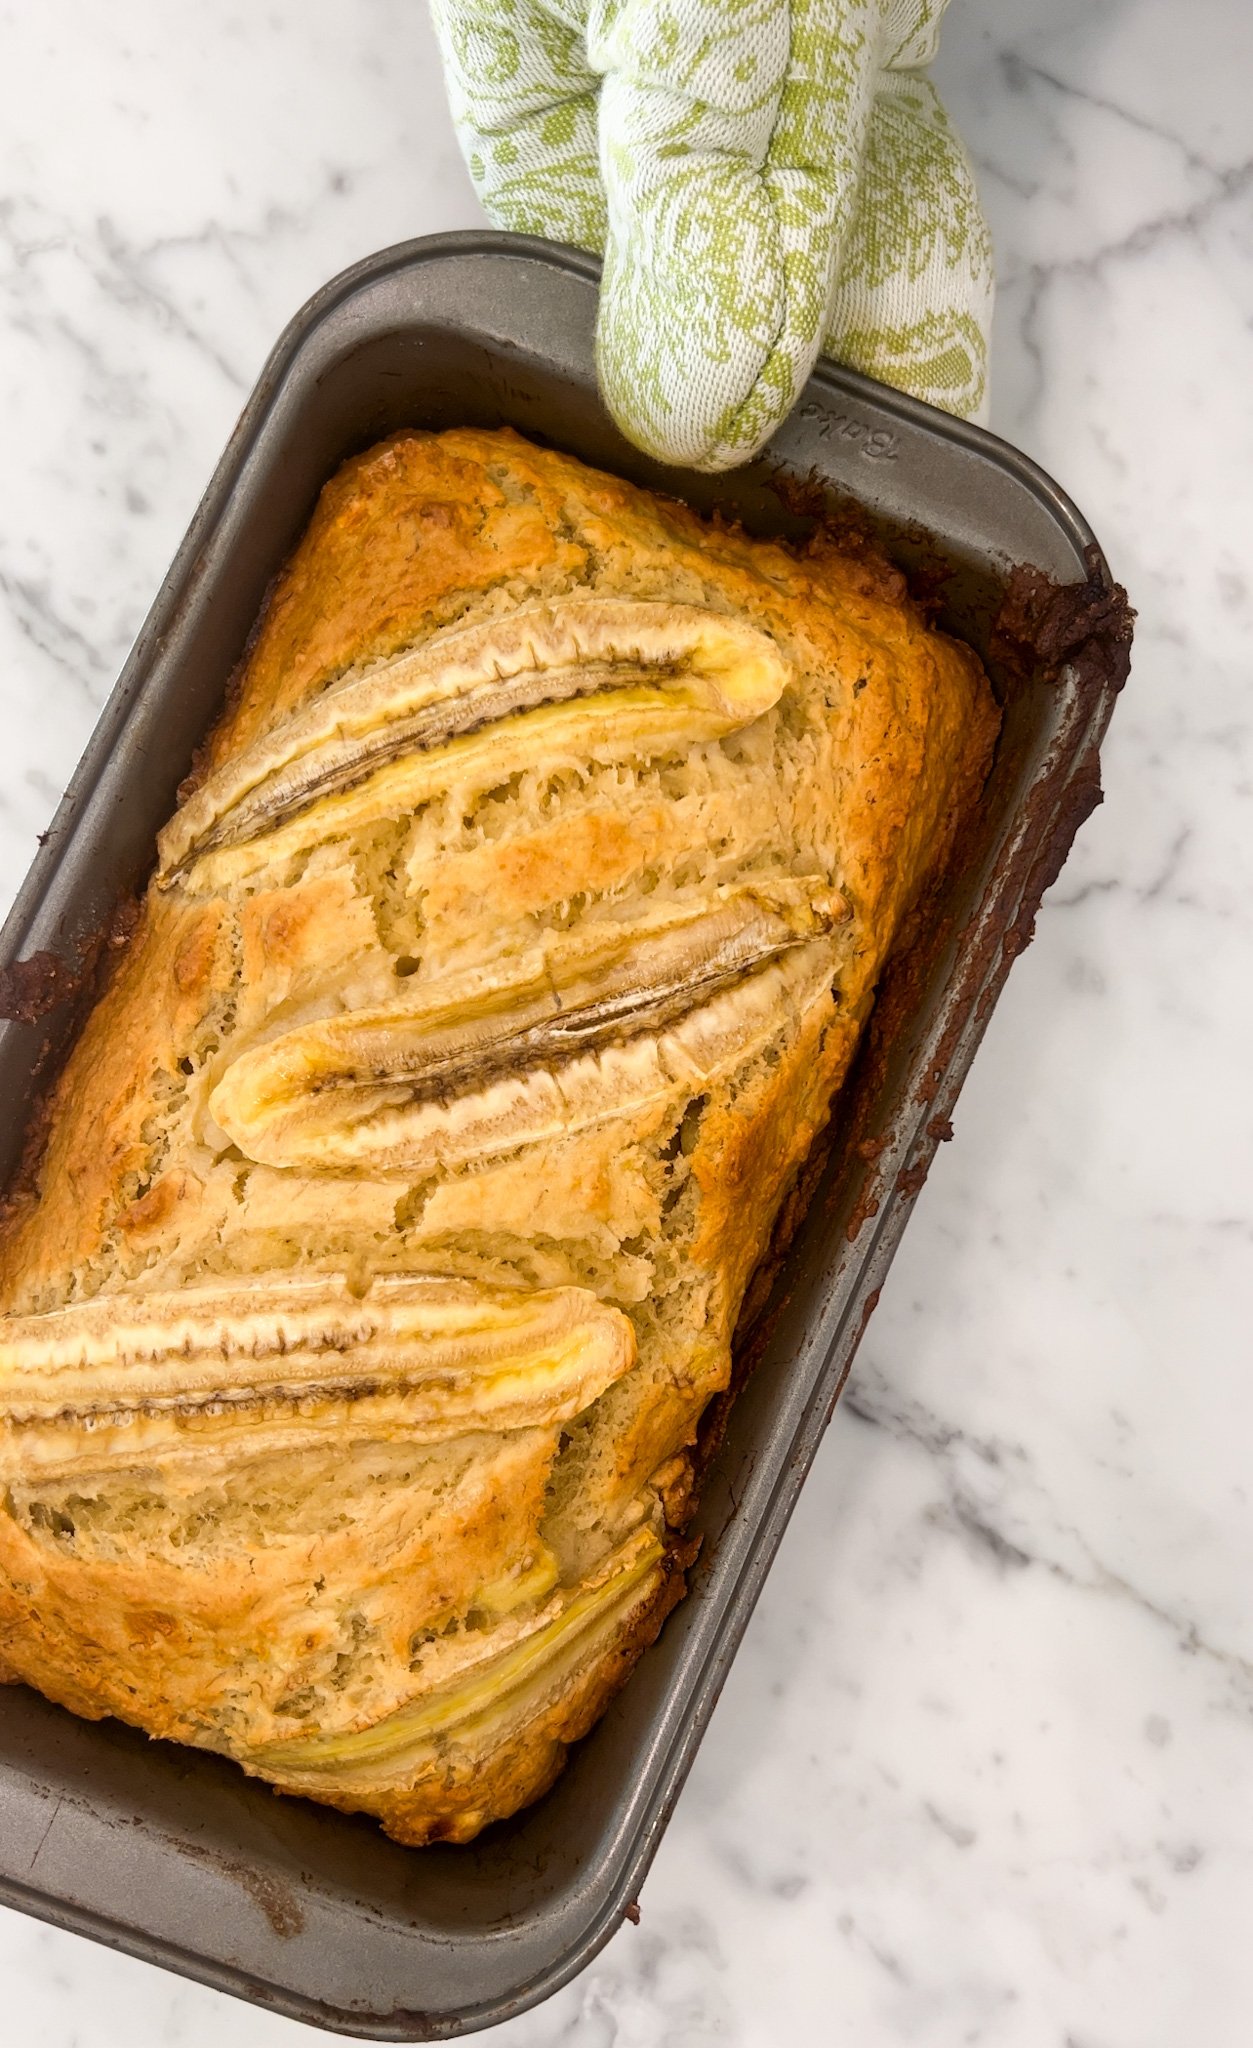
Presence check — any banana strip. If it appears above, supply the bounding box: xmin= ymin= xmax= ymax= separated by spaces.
xmin=250 ymin=1526 xmax=664 ymax=1782
xmin=158 ymin=599 xmax=790 ymax=890
xmin=210 ymin=890 xmax=843 ymax=1175
xmin=0 ymin=1276 xmax=635 ymax=1479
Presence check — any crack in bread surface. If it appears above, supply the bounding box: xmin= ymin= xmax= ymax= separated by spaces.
xmin=0 ymin=426 xmax=1000 ymax=1844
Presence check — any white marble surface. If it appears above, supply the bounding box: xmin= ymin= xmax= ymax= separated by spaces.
xmin=1 ymin=1 xmax=1250 ymax=2042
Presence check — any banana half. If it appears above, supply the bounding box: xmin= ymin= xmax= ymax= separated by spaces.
xmin=0 ymin=1275 xmax=636 ymax=1479
xmin=209 ymin=882 xmax=848 ymax=1174
xmin=159 ymin=599 xmax=791 ymax=892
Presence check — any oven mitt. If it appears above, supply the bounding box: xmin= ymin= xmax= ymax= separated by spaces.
xmin=430 ymin=0 xmax=994 ymax=472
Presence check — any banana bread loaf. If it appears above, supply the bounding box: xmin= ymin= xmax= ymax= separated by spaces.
xmin=0 ymin=428 xmax=998 ymax=1843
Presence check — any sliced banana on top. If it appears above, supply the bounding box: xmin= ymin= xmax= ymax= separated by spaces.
xmin=0 ymin=1274 xmax=635 ymax=1479
xmin=159 ymin=599 xmax=791 ymax=891
xmin=209 ymin=883 xmax=846 ymax=1175
xmin=250 ymin=1524 xmax=665 ymax=1783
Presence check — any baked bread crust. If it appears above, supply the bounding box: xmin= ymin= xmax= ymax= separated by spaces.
xmin=0 ymin=429 xmax=998 ymax=1842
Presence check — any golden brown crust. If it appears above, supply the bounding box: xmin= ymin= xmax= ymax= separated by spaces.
xmin=0 ymin=428 xmax=998 ymax=1842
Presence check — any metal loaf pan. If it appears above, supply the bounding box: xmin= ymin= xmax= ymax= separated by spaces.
xmin=0 ymin=234 xmax=1129 ymax=2037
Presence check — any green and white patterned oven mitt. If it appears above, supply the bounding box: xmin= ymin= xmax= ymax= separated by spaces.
xmin=430 ymin=0 xmax=994 ymax=472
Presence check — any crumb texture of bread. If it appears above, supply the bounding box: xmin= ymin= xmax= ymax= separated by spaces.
xmin=0 ymin=428 xmax=998 ymax=1842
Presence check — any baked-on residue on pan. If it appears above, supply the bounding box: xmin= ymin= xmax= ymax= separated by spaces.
xmin=0 ymin=428 xmax=998 ymax=1844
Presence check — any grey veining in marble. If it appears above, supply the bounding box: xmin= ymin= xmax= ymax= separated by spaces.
xmin=2 ymin=1 xmax=1251 ymax=2043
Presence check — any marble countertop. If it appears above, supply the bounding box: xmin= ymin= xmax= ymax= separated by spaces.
xmin=2 ymin=1 xmax=1249 ymax=2043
